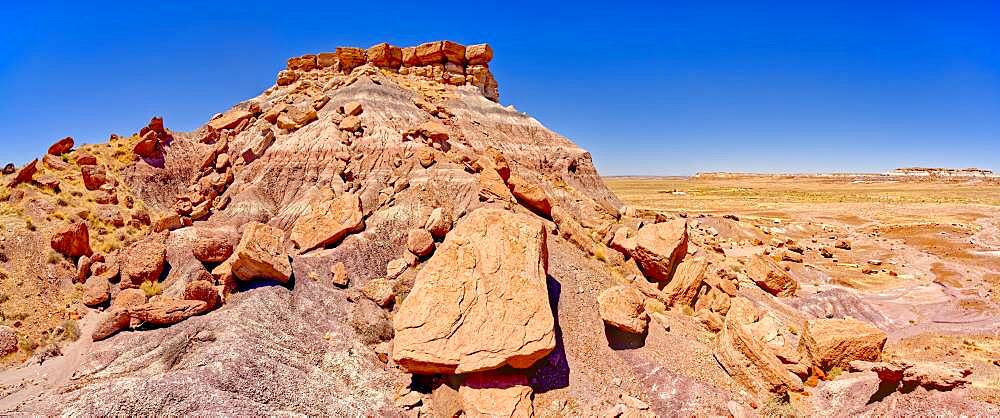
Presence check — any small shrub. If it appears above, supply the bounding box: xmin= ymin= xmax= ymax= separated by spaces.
xmin=787 ymin=325 xmax=799 ymax=335
xmin=47 ymin=250 xmax=62 ymax=265
xmin=645 ymin=299 xmax=667 ymax=315
xmin=680 ymin=305 xmax=695 ymax=316
xmin=61 ymin=319 xmax=80 ymax=342
xmin=140 ymin=281 xmax=163 ymax=298
xmin=761 ymin=394 xmax=796 ymax=418
xmin=25 ymin=218 xmax=36 ymax=231
xmin=0 ymin=293 xmax=8 ymax=304
xmin=827 ymin=366 xmax=844 ymax=380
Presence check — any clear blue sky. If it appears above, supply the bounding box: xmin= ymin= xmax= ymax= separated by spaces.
xmin=1 ymin=1 xmax=997 ymax=175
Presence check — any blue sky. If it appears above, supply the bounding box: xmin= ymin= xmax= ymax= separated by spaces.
xmin=1 ymin=1 xmax=997 ymax=175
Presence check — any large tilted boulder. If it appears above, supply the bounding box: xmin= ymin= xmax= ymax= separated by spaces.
xmin=746 ymin=254 xmax=798 ymax=297
xmin=631 ymin=220 xmax=688 ymax=282
xmin=507 ymin=174 xmax=552 ymax=216
xmin=597 ymin=285 xmax=649 ymax=334
xmin=715 ymin=317 xmax=803 ymax=397
xmin=661 ymin=257 xmax=708 ymax=307
xmin=798 ymin=318 xmax=886 ymax=371
xmin=392 ymin=208 xmax=554 ymax=374
xmin=50 ymin=222 xmax=92 ymax=258
xmin=289 ymin=192 xmax=364 ymax=254
xmin=230 ymin=222 xmax=292 ymax=283
xmin=459 ymin=370 xmax=534 ymax=418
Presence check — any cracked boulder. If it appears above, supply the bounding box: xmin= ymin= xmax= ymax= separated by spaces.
xmin=392 ymin=208 xmax=554 ymax=374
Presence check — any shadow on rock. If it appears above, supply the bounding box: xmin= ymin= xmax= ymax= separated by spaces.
xmin=530 ymin=276 xmax=569 ymax=393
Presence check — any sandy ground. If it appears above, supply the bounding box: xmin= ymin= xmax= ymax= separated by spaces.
xmin=605 ymin=174 xmax=1000 ymax=404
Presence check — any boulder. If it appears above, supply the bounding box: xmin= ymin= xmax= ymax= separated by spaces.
xmin=507 ymin=175 xmax=552 ymax=216
xmin=42 ymin=154 xmax=70 ymax=171
xmin=406 ymin=121 xmax=449 ymax=142
xmin=393 ymin=208 xmax=554 ymax=374
xmin=799 ymin=318 xmax=886 ymax=371
xmin=424 ymin=208 xmax=452 ymax=239
xmin=192 ymin=230 xmax=234 ymax=263
xmin=289 ymin=192 xmax=364 ymax=253
xmin=47 ymin=136 xmax=74 ymax=155
xmin=81 ymin=165 xmax=108 ymax=191
xmin=75 ymin=153 xmax=97 ymax=165
xmin=207 ymin=109 xmax=253 ymax=131
xmin=152 ymin=211 xmax=183 ymax=232
xmin=478 ymin=167 xmax=514 ymax=203
xmin=459 ymin=370 xmax=534 ymax=418
xmin=746 ymin=254 xmax=798 ymax=297
xmin=92 ymin=309 xmax=130 ymax=341
xmin=835 ymin=240 xmax=851 ymax=250
xmin=597 ymin=285 xmax=649 ymax=334
xmin=366 ymin=43 xmax=402 ymax=68
xmin=332 ymin=262 xmax=349 ymax=287
xmin=808 ymin=371 xmax=881 ymax=417
xmin=276 ymin=70 xmax=298 ymax=86
xmin=120 ymin=239 xmax=167 ymax=287
xmin=0 ymin=326 xmax=18 ymax=356
xmin=631 ymin=220 xmax=688 ymax=282
xmin=361 ymin=278 xmax=396 ymax=307
xmin=340 ymin=101 xmax=364 ymax=116
xmin=51 ymin=222 xmax=92 ymax=258
xmin=231 ymin=222 xmax=291 ymax=283
xmin=183 ymin=280 xmax=221 ymax=313
xmin=128 ymin=299 xmax=207 ymax=326
xmin=335 ymin=47 xmax=366 ymax=72
xmin=276 ymin=106 xmax=317 ymax=131
xmin=2 ymin=163 xmax=15 ymax=175
xmin=465 ymin=43 xmax=494 ymax=65
xmin=715 ymin=317 xmax=803 ymax=397
xmin=8 ymin=159 xmax=38 ymax=186
xmin=902 ymin=362 xmax=972 ymax=391
xmin=610 ymin=226 xmax=638 ymax=255
xmin=76 ymin=255 xmax=92 ymax=284
xmin=339 ymin=116 xmax=362 ymax=132
xmin=662 ymin=257 xmax=707 ymax=307
xmin=406 ymin=229 xmax=435 ymax=257
xmin=848 ymin=360 xmax=905 ymax=385
xmin=286 ymin=54 xmax=316 ymax=71
xmin=83 ymin=276 xmax=110 ymax=307
xmin=133 ymin=132 xmax=160 ymax=158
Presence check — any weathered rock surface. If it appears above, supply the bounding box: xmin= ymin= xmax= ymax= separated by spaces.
xmin=597 ymin=285 xmax=649 ymax=334
xmin=83 ymin=277 xmax=110 ymax=306
xmin=631 ymin=220 xmax=688 ymax=282
xmin=662 ymin=257 xmax=707 ymax=307
xmin=715 ymin=317 xmax=803 ymax=397
xmin=392 ymin=208 xmax=554 ymax=374
xmin=47 ymin=136 xmax=74 ymax=155
xmin=902 ymin=362 xmax=972 ymax=391
xmin=230 ymin=222 xmax=291 ymax=283
xmin=459 ymin=370 xmax=534 ymax=418
xmin=799 ymin=318 xmax=886 ymax=371
xmin=746 ymin=254 xmax=798 ymax=297
xmin=120 ymin=238 xmax=167 ymax=287
xmin=129 ymin=299 xmax=207 ymax=326
xmin=289 ymin=192 xmax=364 ymax=254
xmin=50 ymin=222 xmax=92 ymax=258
